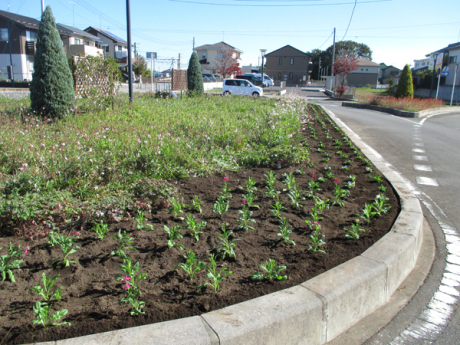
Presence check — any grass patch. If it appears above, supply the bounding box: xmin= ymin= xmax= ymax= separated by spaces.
xmin=357 ymin=95 xmax=443 ymax=112
xmin=354 ymin=86 xmax=391 ymax=98
xmin=0 ymin=93 xmax=310 ymax=227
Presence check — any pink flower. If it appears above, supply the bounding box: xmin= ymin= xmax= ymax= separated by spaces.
xmin=123 ymin=283 xmax=131 ymax=290
xmin=24 ymin=246 xmax=30 ymax=255
xmin=310 ymin=172 xmax=317 ymax=179
xmin=119 ymin=276 xmax=131 ymax=282
xmin=73 ymin=231 xmax=81 ymax=237
xmin=223 ymin=177 xmax=229 ymax=182
xmin=314 ymin=222 xmax=320 ymax=226
xmin=241 ymin=198 xmax=247 ymax=205
xmin=334 ymin=177 xmax=340 ymax=184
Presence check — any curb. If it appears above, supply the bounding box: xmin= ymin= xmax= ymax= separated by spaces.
xmin=341 ymin=102 xmax=460 ymax=118
xmin=32 ymin=106 xmax=424 ymax=345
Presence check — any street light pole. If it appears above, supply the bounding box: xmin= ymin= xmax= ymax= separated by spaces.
xmin=260 ymin=49 xmax=267 ymax=88
xmin=450 ymin=64 xmax=458 ymax=106
xmin=429 ymin=53 xmax=439 ymax=98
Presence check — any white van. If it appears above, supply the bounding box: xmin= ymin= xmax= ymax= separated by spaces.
xmin=245 ymin=73 xmax=274 ymax=86
xmin=222 ymin=79 xmax=263 ymax=96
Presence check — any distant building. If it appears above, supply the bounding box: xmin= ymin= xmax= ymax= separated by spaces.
xmin=265 ymin=45 xmax=311 ymax=85
xmin=347 ymin=58 xmax=379 ymax=87
xmin=194 ymin=41 xmax=242 ymax=76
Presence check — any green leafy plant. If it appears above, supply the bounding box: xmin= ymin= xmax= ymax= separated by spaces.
xmin=91 ymin=220 xmax=110 ymax=239
xmin=197 ymin=254 xmax=232 ymax=292
xmin=0 ymin=243 xmax=24 ymax=282
xmin=32 ymin=301 xmax=70 ymax=328
xmin=331 ymin=178 xmax=348 ymax=207
xmin=308 ymin=225 xmax=326 ymax=254
xmin=271 ymin=194 xmax=286 ymax=219
xmin=236 ymin=208 xmax=256 ymax=232
xmin=276 ymin=217 xmax=295 ymax=245
xmin=184 ymin=214 xmax=207 ymax=241
xmin=251 ymin=259 xmax=287 ymax=281
xmin=47 ymin=232 xmax=58 ymax=247
xmin=164 ymin=225 xmax=184 ymax=249
xmin=134 ymin=211 xmax=154 ymax=231
xmin=378 ymin=184 xmax=387 ymax=193
xmin=241 ymin=176 xmax=257 ymax=194
xmin=31 ymin=273 xmax=62 ymax=302
xmin=281 ymin=172 xmax=296 ymax=191
xmin=168 ymin=197 xmax=185 ymax=220
xmin=220 ymin=178 xmax=233 ymax=199
xmin=344 ymin=220 xmax=365 ymax=240
xmin=312 ymin=196 xmax=329 ymax=214
xmin=115 ymin=256 xmax=148 ymax=315
xmin=217 ymin=224 xmax=238 ymax=260
xmin=52 ymin=234 xmax=79 ymax=267
xmin=306 ymin=179 xmax=320 ymax=198
xmin=395 ymin=64 xmax=414 ymax=99
xmin=175 ymin=249 xmax=204 ymax=281
xmin=213 ymin=195 xmax=230 ymax=217
xmin=357 ymin=203 xmax=376 ymax=224
xmin=263 ymin=170 xmax=278 ymax=198
xmin=188 ymin=195 xmax=203 ymax=213
xmin=370 ymin=173 xmax=383 ymax=183
xmin=372 ymin=194 xmax=391 ymax=216
xmin=110 ymin=230 xmax=137 ymax=259
xmin=287 ymin=185 xmax=304 ymax=208
xmin=241 ymin=192 xmax=259 ymax=209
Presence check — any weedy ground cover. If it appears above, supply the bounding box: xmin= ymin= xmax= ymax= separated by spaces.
xmin=0 ymin=95 xmax=399 ymax=344
xmin=358 ymin=95 xmax=443 ymax=112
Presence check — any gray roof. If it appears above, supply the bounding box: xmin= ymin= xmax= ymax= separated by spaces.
xmin=57 ymin=23 xmax=101 ymax=42
xmin=356 ymin=57 xmax=379 ymax=67
xmin=84 ymin=26 xmax=127 ymax=44
xmin=194 ymin=41 xmax=242 ymax=53
xmin=430 ymin=42 xmax=460 ymax=55
xmin=0 ymin=9 xmax=67 ymax=35
xmin=265 ymin=45 xmax=309 ymax=57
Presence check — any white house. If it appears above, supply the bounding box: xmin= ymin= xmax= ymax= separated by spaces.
xmin=194 ymin=41 xmax=242 ymax=76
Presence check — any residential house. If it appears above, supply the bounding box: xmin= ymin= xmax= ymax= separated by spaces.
xmin=194 ymin=41 xmax=242 ymax=76
xmin=84 ymin=26 xmax=131 ymax=63
xmin=413 ymin=57 xmax=431 ymax=71
xmin=347 ymin=58 xmax=379 ymax=87
xmin=264 ymin=45 xmax=311 ymax=85
xmin=57 ymin=24 xmax=103 ymax=58
xmin=378 ymin=63 xmax=401 ymax=84
xmin=429 ymin=42 xmax=460 ymax=86
xmin=0 ymin=9 xmax=69 ymax=81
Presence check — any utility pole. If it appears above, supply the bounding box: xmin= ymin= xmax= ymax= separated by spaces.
xmin=193 ymin=37 xmax=195 ymax=50
xmin=41 ymin=0 xmax=45 ymax=13
xmin=126 ymin=0 xmax=133 ymax=102
xmin=430 ymin=53 xmax=439 ymax=98
xmin=69 ymin=1 xmax=76 ymax=27
xmin=332 ymin=27 xmax=336 ymax=75
xmin=178 ymin=53 xmax=180 ymax=69
xmin=318 ymin=57 xmax=321 ymax=81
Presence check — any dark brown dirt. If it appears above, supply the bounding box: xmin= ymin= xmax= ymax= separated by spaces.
xmin=0 ymin=106 xmax=400 ymax=344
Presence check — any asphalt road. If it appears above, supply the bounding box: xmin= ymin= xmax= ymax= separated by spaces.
xmin=290 ymin=86 xmax=460 ymax=344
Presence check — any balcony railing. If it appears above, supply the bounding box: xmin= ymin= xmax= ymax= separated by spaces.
xmin=70 ymin=45 xmax=104 ymax=57
xmin=115 ymin=50 xmax=128 ymax=59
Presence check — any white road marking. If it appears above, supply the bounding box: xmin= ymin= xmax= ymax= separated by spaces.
xmin=414 ymin=142 xmax=425 ymax=147
xmin=413 ymin=164 xmax=433 ymax=172
xmin=412 ymin=148 xmax=426 ymax=153
xmin=413 ymin=155 xmax=429 ymax=161
xmin=416 ymin=177 xmax=439 ymax=186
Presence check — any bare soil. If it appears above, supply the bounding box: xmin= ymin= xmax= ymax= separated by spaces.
xmin=0 ymin=106 xmax=399 ymax=344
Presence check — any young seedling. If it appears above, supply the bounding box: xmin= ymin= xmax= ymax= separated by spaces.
xmin=110 ymin=230 xmax=137 ymax=259
xmin=168 ymin=197 xmax=185 ymax=220
xmin=91 ymin=220 xmax=110 ymax=239
xmin=281 ymin=172 xmax=296 ymax=191
xmin=213 ymin=195 xmax=229 ymax=217
xmin=378 ymin=184 xmax=387 ymax=193
xmin=271 ymin=194 xmax=286 ymax=219
xmin=188 ymin=195 xmax=203 ymax=213
xmin=241 ymin=176 xmax=257 ymax=194
xmin=276 ymin=217 xmax=295 ymax=246
xmin=164 ymin=225 xmax=184 ymax=249
xmin=357 ymin=203 xmax=377 ymax=224
xmin=115 ymin=256 xmax=148 ymax=315
xmin=31 ymin=273 xmax=63 ymax=302
xmin=370 ymin=173 xmax=383 ymax=183
xmin=287 ymin=185 xmax=304 ymax=208
xmin=0 ymin=242 xmax=24 ymax=282
xmin=32 ymin=301 xmax=70 ymax=328
xmin=251 ymin=259 xmax=288 ymax=281
xmin=308 ymin=227 xmax=326 ymax=254
xmin=331 ymin=178 xmax=348 ymax=207
xmin=306 ymin=179 xmax=320 ymax=198
xmin=236 ymin=208 xmax=256 ymax=232
xmin=184 ymin=214 xmax=207 ymax=241
xmin=197 ymin=254 xmax=232 ymax=292
xmin=52 ymin=234 xmax=79 ymax=267
xmin=344 ymin=220 xmax=365 ymax=240
xmin=312 ymin=196 xmax=329 ymax=214
xmin=47 ymin=232 xmax=58 ymax=247
xmin=263 ymin=171 xmax=278 ymax=198
xmin=217 ymin=224 xmax=238 ymax=260
xmin=175 ymin=249 xmax=204 ymax=281
xmin=241 ymin=192 xmax=259 ymax=209
xmin=372 ymin=194 xmax=391 ymax=216
xmin=220 ymin=177 xmax=233 ymax=199
xmin=134 ymin=211 xmax=153 ymax=231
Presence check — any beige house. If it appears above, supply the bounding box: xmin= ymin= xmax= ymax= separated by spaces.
xmin=378 ymin=64 xmax=401 ymax=84
xmin=347 ymin=58 xmax=379 ymax=87
xmin=84 ymin=26 xmax=132 ymax=63
xmin=194 ymin=41 xmax=242 ymax=75
xmin=265 ymin=45 xmax=311 ymax=85
xmin=57 ymin=24 xmax=103 ymax=59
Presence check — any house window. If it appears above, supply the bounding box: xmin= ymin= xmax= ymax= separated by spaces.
xmin=290 ymin=58 xmax=294 ymax=65
xmin=84 ymin=41 xmax=89 ymax=46
xmin=278 ymin=72 xmax=281 ymax=80
xmin=361 ymin=68 xmax=363 ymax=71
xmin=118 ymin=45 xmax=123 ymax=51
xmin=289 ymin=72 xmax=293 ymax=80
xmin=279 ymin=58 xmax=282 ymax=65
xmin=0 ymin=28 xmax=8 ymax=41
xmin=106 ymin=45 xmax=109 ymax=53
xmin=202 ymin=52 xmax=206 ymax=58
xmin=26 ymin=30 xmax=38 ymax=41
xmin=450 ymin=56 xmax=457 ymax=63
xmin=366 ymin=68 xmax=368 ymax=71
xmin=74 ymin=38 xmax=81 ymax=45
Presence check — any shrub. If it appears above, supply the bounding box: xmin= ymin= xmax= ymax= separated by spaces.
xmin=30 ymin=6 xmax=75 ymax=119
xmin=187 ymin=52 xmax=204 ymax=93
xmin=395 ymin=64 xmax=413 ymax=99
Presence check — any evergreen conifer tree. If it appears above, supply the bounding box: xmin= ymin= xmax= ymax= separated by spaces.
xmin=394 ymin=64 xmax=414 ymax=99
xmin=187 ymin=51 xmax=204 ymax=93
xmin=30 ymin=6 xmax=75 ymax=118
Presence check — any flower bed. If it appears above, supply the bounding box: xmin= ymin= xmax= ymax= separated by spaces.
xmin=358 ymin=95 xmax=443 ymax=112
xmin=0 ymin=96 xmax=399 ymax=344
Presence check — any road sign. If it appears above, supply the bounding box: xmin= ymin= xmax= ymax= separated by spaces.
xmin=146 ymin=52 xmax=157 ymax=59
xmin=437 ymin=68 xmax=441 ymax=76
xmin=441 ymin=71 xmax=449 ymax=77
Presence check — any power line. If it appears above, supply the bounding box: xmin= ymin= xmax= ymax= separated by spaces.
xmin=169 ymin=0 xmax=390 ymax=6
xmin=318 ymin=30 xmax=334 ymax=49
xmin=340 ymin=0 xmax=357 ymax=41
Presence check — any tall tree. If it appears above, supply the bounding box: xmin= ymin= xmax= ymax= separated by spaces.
xmin=30 ymin=6 xmax=75 ymax=119
xmin=333 ymin=51 xmax=359 ymax=97
xmin=187 ymin=51 xmax=204 ymax=93
xmin=133 ymin=55 xmax=148 ymax=77
xmin=215 ymin=49 xmax=241 ymax=78
xmin=394 ymin=64 xmax=414 ymax=99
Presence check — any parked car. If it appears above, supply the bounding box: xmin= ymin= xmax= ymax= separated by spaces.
xmin=247 ymin=73 xmax=274 ymax=87
xmin=235 ymin=75 xmax=262 ymax=86
xmin=202 ymin=74 xmax=217 ymax=82
xmin=222 ymin=79 xmax=263 ymax=96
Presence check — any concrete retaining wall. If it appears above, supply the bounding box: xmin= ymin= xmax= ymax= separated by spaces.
xmin=33 ymin=106 xmax=424 ymax=345
xmin=342 ymin=102 xmax=460 ymax=118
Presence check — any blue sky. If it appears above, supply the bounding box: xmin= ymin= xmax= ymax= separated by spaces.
xmin=5 ymin=0 xmax=460 ymax=71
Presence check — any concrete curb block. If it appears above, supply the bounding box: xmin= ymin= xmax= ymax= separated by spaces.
xmin=279 ymin=89 xmax=287 ymax=96
xmin=341 ymin=101 xmax=460 ymax=118
xmin=34 ymin=105 xmax=424 ymax=345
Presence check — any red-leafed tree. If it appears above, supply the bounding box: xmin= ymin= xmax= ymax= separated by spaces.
xmin=215 ymin=50 xmax=241 ymax=78
xmin=333 ymin=51 xmax=359 ymax=98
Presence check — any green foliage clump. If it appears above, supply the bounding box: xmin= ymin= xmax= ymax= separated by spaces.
xmin=394 ymin=64 xmax=414 ymax=99
xmin=187 ymin=51 xmax=204 ymax=93
xmin=30 ymin=6 xmax=75 ymax=119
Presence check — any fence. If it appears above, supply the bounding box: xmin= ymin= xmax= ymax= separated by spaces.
xmin=172 ymin=69 xmax=187 ymax=91
xmin=72 ymin=56 xmax=117 ymax=99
